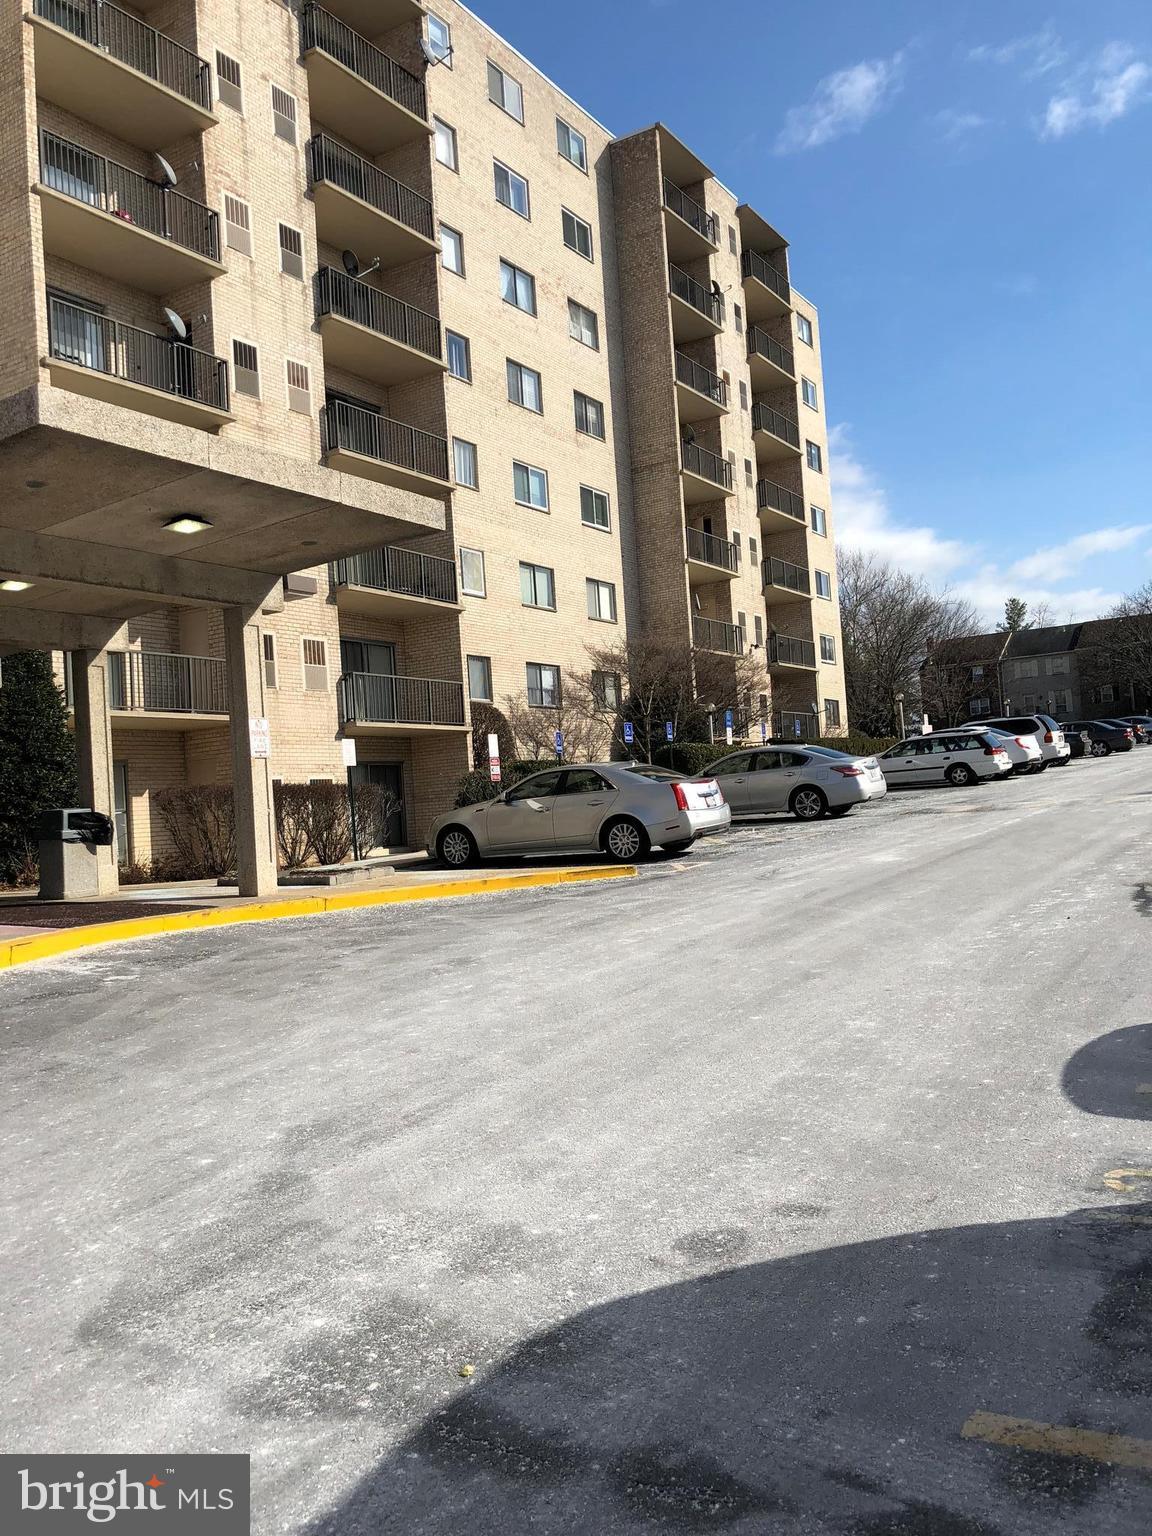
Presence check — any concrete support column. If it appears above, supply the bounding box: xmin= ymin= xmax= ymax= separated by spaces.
xmin=223 ymin=606 xmax=277 ymax=898
xmin=71 ymin=648 xmax=119 ymax=896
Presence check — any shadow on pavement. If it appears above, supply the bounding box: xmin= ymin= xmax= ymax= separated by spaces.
xmin=1061 ymin=1024 xmax=1152 ymax=1120
xmin=298 ymin=1202 xmax=1151 ymax=1536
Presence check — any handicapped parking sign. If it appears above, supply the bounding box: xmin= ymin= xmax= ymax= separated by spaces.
xmin=554 ymin=730 xmax=563 ymax=759
xmin=665 ymin=721 xmax=674 ymax=742
xmin=623 ymin=720 xmax=635 ymax=745
xmin=724 ymin=708 xmax=733 ymax=745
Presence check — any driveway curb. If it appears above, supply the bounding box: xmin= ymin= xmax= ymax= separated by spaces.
xmin=0 ymin=864 xmax=637 ymax=972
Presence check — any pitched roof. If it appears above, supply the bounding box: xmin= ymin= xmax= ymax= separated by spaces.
xmin=1004 ymin=624 xmax=1082 ymax=658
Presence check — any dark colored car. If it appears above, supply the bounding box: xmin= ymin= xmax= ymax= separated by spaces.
xmin=1114 ymin=715 xmax=1152 ymax=744
xmin=1062 ymin=728 xmax=1092 ymax=760
xmin=1062 ymin=720 xmax=1135 ymax=756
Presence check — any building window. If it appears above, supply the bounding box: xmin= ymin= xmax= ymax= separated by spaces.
xmin=802 ymin=377 xmax=818 ymax=410
xmin=969 ymin=695 xmax=991 ymax=717
xmin=580 ymin=485 xmax=611 ymax=530
xmin=586 ymin=577 xmax=617 ymax=622
xmin=223 ymin=193 xmax=252 ymax=256
xmin=806 ymin=440 xmax=823 ymax=472
xmin=440 ymin=223 xmax=464 ymax=275
xmin=262 ymin=632 xmax=277 ymax=689
xmin=427 ymin=12 xmax=452 ymax=64
xmin=215 ymin=51 xmax=243 ymax=113
xmin=562 ymin=207 xmax=594 ymax=260
xmin=460 ymin=547 xmax=486 ymax=597
xmin=734 ymin=302 xmax=743 ymax=335
xmin=754 ymin=615 xmax=763 ymax=647
xmin=749 ymin=536 xmax=757 ymax=560
xmin=513 ymin=461 xmax=549 ymax=510
xmin=499 ymin=259 xmax=537 ymax=314
xmin=728 ymin=225 xmax=738 ymax=255
xmin=574 ymin=391 xmax=605 ymax=439
xmin=556 ymin=117 xmax=587 ymax=170
xmin=231 ymin=338 xmax=259 ymax=396
xmin=302 ymin=637 xmax=328 ymax=691
xmin=797 ymin=313 xmax=814 ymax=346
xmin=446 ymin=330 xmax=471 ymax=381
xmin=824 ymin=698 xmax=841 ymax=729
xmin=815 ymin=570 xmax=832 ymax=599
xmin=285 ymin=358 xmax=310 ymax=414
xmin=467 ymin=655 xmax=492 ymax=701
xmin=527 ymin=662 xmax=560 ymax=707
xmin=593 ymin=670 xmax=620 ymax=710
xmin=453 ymin=437 xmax=478 ymax=488
xmin=820 ymin=634 xmax=836 ymax=663
xmin=568 ymin=298 xmax=599 ymax=349
xmin=520 ymin=562 xmax=556 ymax=609
xmin=1047 ymin=655 xmax=1069 ymax=675
xmin=739 ymin=381 xmax=749 ymax=410
xmin=433 ymin=117 xmax=458 ymax=170
xmin=487 ymin=60 xmax=524 ymax=122
xmin=278 ymin=222 xmax=303 ymax=279
xmin=971 ymin=664 xmax=984 ymax=682
xmin=271 ymin=84 xmax=297 ymax=144
xmin=507 ymin=359 xmax=543 ymax=413
xmin=810 ymin=504 xmax=827 ymax=536
xmin=744 ymin=458 xmax=754 ymax=488
xmin=494 ymin=159 xmax=530 ymax=218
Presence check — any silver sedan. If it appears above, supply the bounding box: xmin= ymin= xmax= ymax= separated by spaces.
xmin=429 ymin=763 xmax=731 ymax=867
xmin=710 ymin=744 xmax=888 ymax=820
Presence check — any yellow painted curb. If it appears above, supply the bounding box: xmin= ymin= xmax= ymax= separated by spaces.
xmin=0 ymin=864 xmax=636 ymax=972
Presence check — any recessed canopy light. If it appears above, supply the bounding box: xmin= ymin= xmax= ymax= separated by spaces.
xmin=164 ymin=515 xmax=213 ymax=535
xmin=1 ymin=579 xmax=32 ymax=592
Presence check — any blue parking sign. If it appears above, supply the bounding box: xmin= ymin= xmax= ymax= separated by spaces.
xmin=623 ymin=721 xmax=635 ymax=745
xmin=665 ymin=721 xmax=674 ymax=742
xmin=724 ymin=709 xmax=733 ymax=730
xmin=554 ymin=730 xmax=563 ymax=758
xmin=760 ymin=720 xmax=768 ymax=742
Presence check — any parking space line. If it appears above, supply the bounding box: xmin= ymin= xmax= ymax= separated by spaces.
xmin=961 ymin=1412 xmax=1152 ymax=1471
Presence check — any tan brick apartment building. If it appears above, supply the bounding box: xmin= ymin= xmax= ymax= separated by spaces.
xmin=0 ymin=0 xmax=847 ymax=883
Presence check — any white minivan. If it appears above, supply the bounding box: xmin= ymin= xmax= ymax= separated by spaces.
xmin=879 ymin=729 xmax=1013 ymax=787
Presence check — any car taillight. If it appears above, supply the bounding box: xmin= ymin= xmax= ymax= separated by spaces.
xmin=1044 ymin=731 xmax=1054 ymax=742
xmin=984 ymin=746 xmax=998 ymax=756
xmin=831 ymin=765 xmax=863 ymax=777
xmin=672 ymin=783 xmax=689 ymax=810
xmin=1125 ymin=729 xmax=1133 ymax=738
xmin=1015 ymin=736 xmax=1029 ymax=748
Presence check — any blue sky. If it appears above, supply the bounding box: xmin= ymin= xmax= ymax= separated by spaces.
xmin=467 ymin=0 xmax=1152 ymax=625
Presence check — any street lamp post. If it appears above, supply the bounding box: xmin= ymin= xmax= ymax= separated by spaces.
xmin=896 ymin=692 xmax=906 ymax=738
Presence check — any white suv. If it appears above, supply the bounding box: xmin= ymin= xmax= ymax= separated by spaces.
xmin=967 ymin=714 xmax=1070 ymax=770
xmin=879 ymin=729 xmax=1014 ymax=787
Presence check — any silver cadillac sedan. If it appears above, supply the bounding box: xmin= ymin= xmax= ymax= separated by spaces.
xmin=429 ymin=763 xmax=731 ymax=866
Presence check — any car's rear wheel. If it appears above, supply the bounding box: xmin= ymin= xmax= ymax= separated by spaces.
xmin=437 ymin=826 xmax=479 ymax=868
xmin=946 ymin=763 xmax=977 ymax=786
xmin=790 ymin=786 xmax=828 ymax=821
xmin=602 ymin=817 xmax=649 ymax=863
xmin=1091 ymin=741 xmax=1111 ymax=757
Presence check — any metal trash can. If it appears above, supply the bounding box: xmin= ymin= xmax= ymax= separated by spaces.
xmin=37 ymin=807 xmax=115 ymax=901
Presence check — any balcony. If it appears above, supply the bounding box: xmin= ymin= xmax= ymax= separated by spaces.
xmin=674 ymin=351 xmax=728 ymax=422
xmin=318 ymin=0 xmax=425 ymax=33
xmin=757 ymin=478 xmax=807 ymax=534
xmin=108 ymin=649 xmax=227 ymax=729
xmin=338 ymin=672 xmax=468 ymax=735
xmin=330 ymin=546 xmax=462 ymax=620
xmin=685 ymin=526 xmax=738 ymax=584
xmin=741 ymin=247 xmax=792 ymax=320
xmin=767 ymin=634 xmax=817 ymax=672
xmin=29 ymin=0 xmax=216 ymax=150
xmin=692 ymin=614 xmax=744 ymax=656
xmin=669 ymin=264 xmax=724 ymax=343
xmin=680 ymin=439 xmax=734 ymax=505
xmin=762 ymin=556 xmax=812 ymax=604
xmin=45 ymin=297 xmax=231 ymax=429
xmin=36 ymin=131 xmax=224 ymax=295
xmin=751 ymin=401 xmax=801 ymax=464
xmin=301 ymin=5 xmax=430 ymax=153
xmin=662 ymin=178 xmax=719 ymax=262
xmin=308 ymin=135 xmax=438 ymax=269
xmin=322 ymin=397 xmax=450 ymax=495
xmin=747 ymin=325 xmax=797 ymax=392
xmin=316 ymin=267 xmax=444 ymax=386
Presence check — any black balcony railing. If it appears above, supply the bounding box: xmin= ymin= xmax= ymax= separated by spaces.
xmin=751 ymin=402 xmax=800 ymax=449
xmin=674 ymin=351 xmax=727 ymax=408
xmin=315 ymin=266 xmax=441 ymax=361
xmin=692 ymin=615 xmax=744 ymax=655
xmin=307 ymin=134 xmax=434 ymax=241
xmin=773 ymin=711 xmax=820 ymax=742
xmin=331 ymin=546 xmax=458 ymax=604
xmin=681 ymin=440 xmax=733 ymax=491
xmin=338 ymin=672 xmax=466 ymax=728
xmin=763 ymin=556 xmax=811 ymax=597
xmin=301 ymin=4 xmax=426 ymax=120
xmin=663 ymin=178 xmax=718 ymax=246
xmin=34 ymin=0 xmax=211 ymax=109
xmin=741 ymin=247 xmax=791 ymax=306
xmin=767 ymin=633 xmax=817 ymax=670
xmin=48 ymin=297 xmax=229 ymax=411
xmin=322 ymin=397 xmax=450 ymax=481
xmin=756 ymin=479 xmax=806 ymax=523
xmin=108 ymin=650 xmax=227 ymax=714
xmin=748 ymin=325 xmax=796 ymax=379
xmin=669 ymin=264 xmax=724 ymax=325
xmin=39 ymin=130 xmax=220 ymax=261
xmin=686 ymin=526 xmax=738 ymax=573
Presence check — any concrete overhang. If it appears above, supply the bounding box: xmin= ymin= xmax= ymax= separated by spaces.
xmin=311 ymin=179 xmax=440 ymax=269
xmin=318 ymin=310 xmax=446 ymax=387
xmin=653 ymin=124 xmax=713 ymax=189
xmin=737 ymin=205 xmax=789 ymax=258
xmin=320 ymin=0 xmax=426 ymax=38
xmin=35 ymin=183 xmax=227 ymax=296
xmin=302 ymin=47 xmax=432 ymax=155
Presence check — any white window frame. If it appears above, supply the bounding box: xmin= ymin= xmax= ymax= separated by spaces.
xmin=806 ymin=440 xmax=823 ymax=473
xmin=487 ymin=60 xmax=524 ymax=122
xmin=433 ymin=116 xmax=458 ymax=171
xmin=445 ymin=330 xmax=471 ymax=382
xmin=815 ymin=570 xmax=832 ymax=600
xmin=453 ymin=437 xmax=478 ymax=488
xmin=301 ymin=636 xmax=329 ymax=692
xmin=520 ymin=562 xmax=556 ymax=610
xmin=556 ymin=117 xmax=587 ymax=171
xmin=810 ymin=505 xmax=827 ymax=536
xmin=820 ymin=634 xmax=836 ymax=663
xmin=262 ymin=631 xmax=277 ymax=690
xmin=231 ymin=336 xmax=260 ymax=398
xmin=586 ymin=577 xmax=617 ymax=623
xmin=426 ymin=12 xmax=452 ymax=66
xmin=797 ymin=313 xmax=814 ymax=346
xmin=513 ymin=461 xmax=549 ymax=511
xmin=562 ymin=207 xmax=593 ymax=260
xmin=460 ymin=546 xmax=486 ymax=598
xmin=440 ymin=223 xmax=465 ymax=276
xmin=580 ymin=485 xmax=611 ymax=531
xmin=494 ymin=159 xmax=531 ymax=219
xmin=801 ymin=377 xmax=818 ymax=410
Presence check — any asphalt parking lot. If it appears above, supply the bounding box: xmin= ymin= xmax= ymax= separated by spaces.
xmin=2 ymin=752 xmax=1151 ymax=1534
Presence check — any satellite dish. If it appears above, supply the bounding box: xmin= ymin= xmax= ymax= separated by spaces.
xmin=692 ymin=591 xmax=702 ymax=612
xmin=154 ymin=153 xmax=178 ymax=189
xmin=682 ymin=424 xmax=697 ymax=445
xmin=163 ymin=307 xmax=188 ymax=341
xmin=420 ymin=37 xmax=453 ymax=67
xmin=341 ymin=248 xmax=360 ymax=277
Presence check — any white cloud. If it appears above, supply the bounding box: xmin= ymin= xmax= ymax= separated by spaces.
xmin=933 ymin=108 xmax=992 ymax=142
xmin=969 ymin=29 xmax=1067 ymax=77
xmin=1041 ymin=43 xmax=1151 ymax=138
xmin=1007 ymin=525 xmax=1152 ymax=582
xmin=775 ymin=53 xmax=905 ymax=154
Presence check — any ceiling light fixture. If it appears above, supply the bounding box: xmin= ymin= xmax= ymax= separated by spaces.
xmin=1 ymin=579 xmax=32 ymax=592
xmin=164 ymin=514 xmax=213 ymax=535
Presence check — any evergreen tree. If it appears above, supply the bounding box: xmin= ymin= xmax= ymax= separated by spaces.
xmin=0 ymin=651 xmax=78 ymax=883
xmin=998 ymin=596 xmax=1030 ymax=632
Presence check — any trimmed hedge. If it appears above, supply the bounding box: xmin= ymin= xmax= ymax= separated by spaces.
xmin=652 ymin=742 xmax=742 ymax=774
xmin=455 ymin=771 xmax=498 ymax=808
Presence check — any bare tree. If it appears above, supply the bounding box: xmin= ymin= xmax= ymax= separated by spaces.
xmin=1079 ymin=581 xmax=1152 ymax=711
xmin=503 ymin=683 xmax=612 ymax=764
